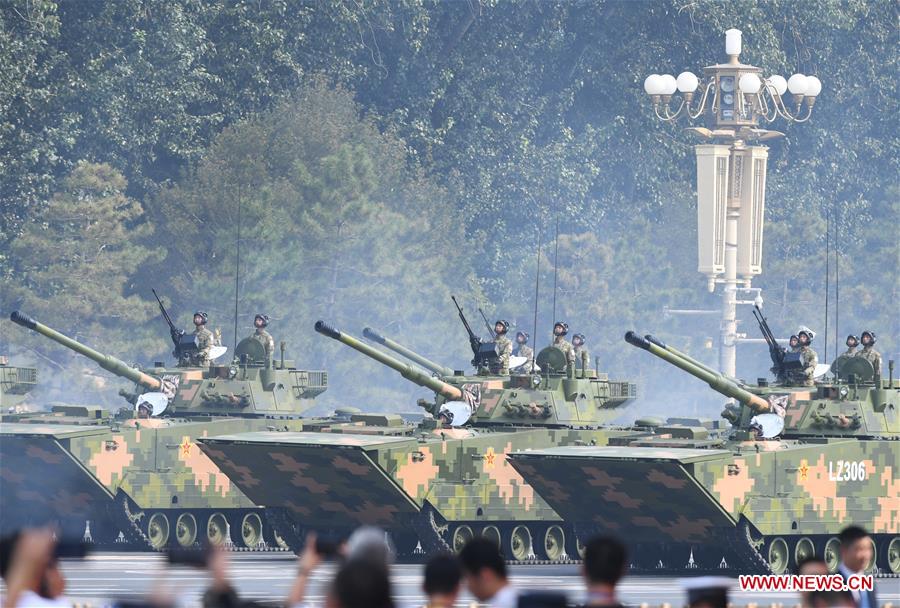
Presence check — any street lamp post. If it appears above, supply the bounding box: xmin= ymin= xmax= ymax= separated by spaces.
xmin=643 ymin=29 xmax=820 ymax=378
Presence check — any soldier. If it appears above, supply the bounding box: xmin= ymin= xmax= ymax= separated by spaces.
xmin=572 ymin=333 xmax=589 ymax=370
xmin=513 ymin=331 xmax=534 ymax=371
xmin=794 ymin=327 xmax=818 ymax=387
xmin=844 ymin=334 xmax=859 ymax=357
xmin=788 ymin=334 xmax=800 ymax=353
xmin=493 ymin=320 xmax=512 ymax=375
xmin=857 ymin=330 xmax=881 ymax=377
xmin=250 ymin=313 xmax=275 ymax=365
xmin=552 ymin=321 xmax=576 ymax=366
xmin=192 ymin=311 xmax=213 ymax=366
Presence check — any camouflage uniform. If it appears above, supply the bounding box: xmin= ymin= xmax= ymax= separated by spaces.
xmin=553 ymin=336 xmax=576 ymax=365
xmin=857 ymin=345 xmax=882 ymax=377
xmin=495 ymin=335 xmax=512 ymax=375
xmin=844 ymin=345 xmax=858 ymax=357
xmin=514 ymin=344 xmax=534 ymax=370
xmin=251 ymin=328 xmax=275 ymax=364
xmin=795 ymin=345 xmax=818 ymax=387
xmin=193 ymin=326 xmax=213 ymax=366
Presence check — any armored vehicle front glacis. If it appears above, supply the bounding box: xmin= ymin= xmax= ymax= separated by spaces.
xmin=508 ymin=331 xmax=899 ymax=575
xmin=198 ymin=318 xmax=642 ymax=561
xmin=2 ymin=310 xmax=326 ymax=550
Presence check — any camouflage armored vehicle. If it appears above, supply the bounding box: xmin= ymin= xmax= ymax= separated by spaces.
xmin=198 ymin=315 xmax=644 ymax=562
xmin=508 ymin=329 xmax=900 ymax=574
xmin=3 ymin=309 xmax=327 ymax=550
xmin=0 ymin=356 xmax=37 ymax=411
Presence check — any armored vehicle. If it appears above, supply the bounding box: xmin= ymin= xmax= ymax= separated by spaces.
xmin=508 ymin=329 xmax=900 ymax=574
xmin=0 ymin=356 xmax=37 ymax=410
xmin=3 ymin=309 xmax=327 ymax=550
xmin=198 ymin=315 xmax=642 ymax=562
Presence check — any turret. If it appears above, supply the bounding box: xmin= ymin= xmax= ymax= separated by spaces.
xmin=11 ymin=312 xmax=162 ymax=391
xmin=316 ymin=321 xmax=463 ymax=401
xmin=362 ymin=327 xmax=455 ymax=377
xmin=625 ymin=331 xmax=770 ymax=414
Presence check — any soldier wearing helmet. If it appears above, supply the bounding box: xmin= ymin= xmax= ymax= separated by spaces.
xmin=572 ymin=333 xmax=589 ymax=371
xmin=552 ymin=321 xmax=576 ymax=366
xmin=513 ymin=331 xmax=534 ymax=372
xmin=844 ymin=335 xmax=859 ymax=357
xmin=192 ymin=311 xmax=213 ymax=366
xmin=251 ymin=314 xmax=276 ymax=366
xmin=793 ymin=326 xmax=818 ymax=387
xmin=788 ymin=335 xmax=800 ymax=353
xmin=857 ymin=331 xmax=881 ymax=377
xmin=492 ymin=319 xmax=512 ymax=375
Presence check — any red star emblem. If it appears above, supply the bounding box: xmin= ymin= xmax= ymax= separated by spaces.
xmin=180 ymin=437 xmax=192 ymax=457
xmin=798 ymin=463 xmax=809 ymax=481
xmin=485 ymin=448 xmax=496 ymax=467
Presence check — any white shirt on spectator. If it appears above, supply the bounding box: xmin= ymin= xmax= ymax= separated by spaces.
xmin=14 ymin=590 xmax=71 ymax=607
xmin=487 ymin=584 xmax=518 ymax=608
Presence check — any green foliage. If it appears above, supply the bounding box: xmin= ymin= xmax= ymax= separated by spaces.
xmin=1 ymin=1 xmax=896 ymax=413
xmin=1 ymin=162 xmax=163 ymax=405
xmin=149 ymin=79 xmax=476 ymax=408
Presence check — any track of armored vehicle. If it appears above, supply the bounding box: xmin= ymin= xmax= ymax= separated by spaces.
xmin=508 ymin=331 xmax=900 ymax=576
xmin=3 ymin=310 xmax=328 ymax=551
xmin=198 ymin=319 xmax=705 ymax=563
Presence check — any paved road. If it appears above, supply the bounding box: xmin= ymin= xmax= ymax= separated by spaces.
xmin=2 ymin=553 xmax=896 ymax=606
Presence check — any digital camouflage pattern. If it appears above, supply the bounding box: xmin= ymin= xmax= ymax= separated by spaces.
xmin=552 ymin=335 xmax=575 ymax=365
xmin=251 ymin=328 xmax=276 ymax=363
xmin=508 ymin=332 xmax=900 ymax=574
xmin=3 ymin=312 xmax=327 ymax=549
xmin=199 ymin=322 xmax=647 ymax=561
xmin=495 ymin=334 xmax=512 ymax=375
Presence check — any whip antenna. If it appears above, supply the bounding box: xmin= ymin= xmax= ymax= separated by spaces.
xmin=532 ymin=227 xmax=543 ymax=351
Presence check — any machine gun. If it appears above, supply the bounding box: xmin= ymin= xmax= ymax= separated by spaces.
xmin=752 ymin=305 xmax=801 ymax=383
xmin=451 ymin=296 xmax=498 ymax=370
xmin=152 ymin=289 xmax=199 ymax=366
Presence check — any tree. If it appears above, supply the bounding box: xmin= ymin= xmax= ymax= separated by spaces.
xmin=149 ymin=78 xmax=478 ymax=409
xmin=2 ymin=161 xmax=163 ymax=405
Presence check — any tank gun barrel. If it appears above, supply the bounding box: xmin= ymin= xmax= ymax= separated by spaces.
xmin=644 ymin=334 xmax=722 ymax=378
xmin=625 ymin=331 xmax=769 ymax=413
xmin=10 ymin=311 xmax=162 ymax=391
xmin=362 ymin=327 xmax=455 ymax=377
xmin=316 ymin=321 xmax=463 ymax=401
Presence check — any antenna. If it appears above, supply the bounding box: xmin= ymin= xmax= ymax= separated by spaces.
xmin=532 ymin=227 xmax=542 ymax=352
xmin=233 ymin=187 xmax=242 ymax=354
xmin=478 ymin=308 xmax=496 ymax=339
xmin=824 ymin=207 xmax=829 ymax=362
xmin=835 ymin=210 xmax=840 ymax=357
xmin=551 ymin=213 xmax=559 ymax=325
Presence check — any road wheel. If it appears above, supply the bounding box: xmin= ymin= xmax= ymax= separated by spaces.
xmin=147 ymin=513 xmax=170 ymax=550
xmin=542 ymin=525 xmax=566 ymax=561
xmin=863 ymin=537 xmax=877 ymax=573
xmin=823 ymin=537 xmax=841 ymax=573
xmin=885 ymin=537 xmax=900 ymax=574
xmin=509 ymin=525 xmax=532 ymax=562
xmin=480 ymin=525 xmax=501 ymax=550
xmin=766 ymin=537 xmax=788 ymax=574
xmin=175 ymin=513 xmax=197 ymax=547
xmin=241 ymin=512 xmax=263 ymax=547
xmin=794 ymin=537 xmax=815 ymax=566
xmin=207 ymin=513 xmax=228 ymax=546
xmin=452 ymin=525 xmax=474 ymax=554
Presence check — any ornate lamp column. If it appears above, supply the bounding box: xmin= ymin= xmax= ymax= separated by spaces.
xmin=644 ymin=29 xmax=821 ymax=377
